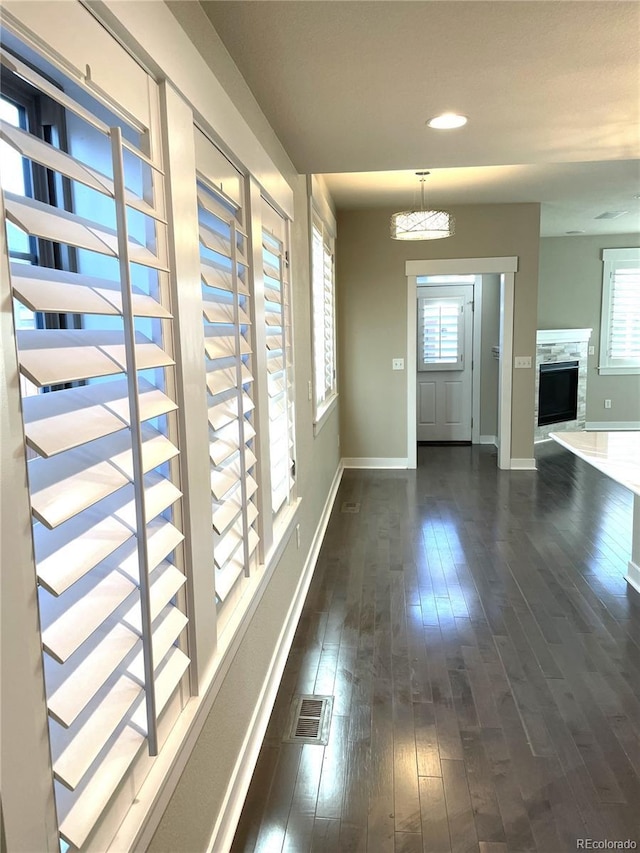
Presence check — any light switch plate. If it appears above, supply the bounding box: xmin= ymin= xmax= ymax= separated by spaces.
xmin=588 ymin=345 xmax=595 ymax=356
xmin=392 ymin=358 xmax=404 ymax=371
xmin=514 ymin=356 xmax=532 ymax=369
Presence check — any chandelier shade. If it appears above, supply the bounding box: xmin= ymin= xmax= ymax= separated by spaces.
xmin=390 ymin=171 xmax=454 ymax=240
xmin=390 ymin=209 xmax=455 ymax=240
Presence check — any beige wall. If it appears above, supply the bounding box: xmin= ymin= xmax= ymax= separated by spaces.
xmin=336 ymin=203 xmax=541 ymax=460
xmin=538 ymin=234 xmax=640 ymax=424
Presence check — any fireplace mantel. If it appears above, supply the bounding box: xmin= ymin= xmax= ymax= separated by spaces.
xmin=537 ymin=328 xmax=592 ymax=345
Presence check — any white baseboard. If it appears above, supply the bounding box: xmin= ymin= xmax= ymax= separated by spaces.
xmin=207 ymin=461 xmax=345 ymax=853
xmin=585 ymin=421 xmax=640 ymax=430
xmin=479 ymin=435 xmax=497 ymax=446
xmin=626 ymin=560 xmax=640 ymax=595
xmin=510 ymin=458 xmax=537 ymax=470
xmin=342 ymin=457 xmax=408 ymax=469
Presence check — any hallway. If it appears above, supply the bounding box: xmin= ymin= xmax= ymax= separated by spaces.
xmin=231 ymin=444 xmax=640 ymax=853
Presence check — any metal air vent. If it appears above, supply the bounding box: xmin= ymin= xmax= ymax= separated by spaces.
xmin=283 ymin=694 xmax=333 ymax=744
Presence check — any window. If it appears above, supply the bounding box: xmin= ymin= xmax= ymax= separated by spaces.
xmin=1 ymin=93 xmax=34 ymax=269
xmin=195 ymin=133 xmax=260 ymax=620
xmin=2 ymin=89 xmax=38 ymax=401
xmin=3 ymin=12 xmax=303 ymax=853
xmin=599 ymin=248 xmax=640 ymax=374
xmin=262 ymin=198 xmax=296 ymax=518
xmin=311 ymin=217 xmax=336 ymax=419
xmin=418 ymin=294 xmax=465 ymax=370
xmin=1 ymin=42 xmax=188 ymax=850
xmin=1 ymin=78 xmax=74 ymax=398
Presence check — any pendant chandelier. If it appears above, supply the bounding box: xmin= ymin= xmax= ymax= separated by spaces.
xmin=390 ymin=171 xmax=454 ymax=240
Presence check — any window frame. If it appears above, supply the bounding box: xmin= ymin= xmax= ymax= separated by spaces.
xmin=599 ymin=247 xmax=640 ymax=375
xmin=1 ymin=37 xmax=190 ymax=851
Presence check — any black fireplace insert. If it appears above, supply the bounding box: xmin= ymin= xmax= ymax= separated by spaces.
xmin=538 ymin=360 xmax=579 ymax=427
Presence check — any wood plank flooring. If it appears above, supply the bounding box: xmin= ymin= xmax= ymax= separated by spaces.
xmin=231 ymin=443 xmax=640 ymax=853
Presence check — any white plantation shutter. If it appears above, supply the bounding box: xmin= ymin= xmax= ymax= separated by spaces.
xmin=262 ymin=200 xmax=295 ymax=516
xmin=600 ymin=249 xmax=640 ymax=371
xmin=323 ymin=241 xmax=335 ymax=393
xmin=418 ymin=295 xmax=465 ymax=371
xmin=610 ymin=266 xmax=640 ymax=359
xmin=311 ymin=221 xmax=336 ymax=411
xmin=196 ymin=150 xmax=259 ymax=609
xmin=1 ymin=46 xmax=189 ymax=850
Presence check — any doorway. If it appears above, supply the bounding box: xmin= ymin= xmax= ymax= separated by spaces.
xmin=406 ymin=256 xmax=518 ymax=470
xmin=417 ymin=283 xmax=474 ymax=442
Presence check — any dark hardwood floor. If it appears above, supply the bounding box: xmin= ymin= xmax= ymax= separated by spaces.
xmin=231 ymin=443 xmax=640 ymax=853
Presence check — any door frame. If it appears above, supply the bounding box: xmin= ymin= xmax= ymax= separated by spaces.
xmin=406 ymin=256 xmax=518 ymax=470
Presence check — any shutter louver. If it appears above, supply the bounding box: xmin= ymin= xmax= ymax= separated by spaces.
xmin=2 ymin=49 xmax=188 ymax=850
xmin=196 ymin=159 xmax=259 ymax=610
xmin=10 ymin=262 xmax=172 ymax=317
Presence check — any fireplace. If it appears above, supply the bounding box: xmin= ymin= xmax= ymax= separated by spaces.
xmin=534 ymin=328 xmax=591 ymax=442
xmin=538 ymin=360 xmax=579 ymax=426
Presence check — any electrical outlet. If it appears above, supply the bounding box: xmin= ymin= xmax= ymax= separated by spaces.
xmin=392 ymin=358 xmax=404 ymax=371
xmin=604 ymin=399 xmax=612 ymax=409
xmin=514 ymin=356 xmax=532 ymax=369
xmin=588 ymin=345 xmax=595 ymax=356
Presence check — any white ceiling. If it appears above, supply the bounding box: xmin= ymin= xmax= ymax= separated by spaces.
xmin=201 ymin=0 xmax=640 ymax=236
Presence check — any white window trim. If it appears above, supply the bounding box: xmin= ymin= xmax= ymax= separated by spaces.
xmin=599 ymin=247 xmax=640 ymax=375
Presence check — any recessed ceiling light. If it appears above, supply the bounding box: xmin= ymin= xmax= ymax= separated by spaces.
xmin=566 ymin=230 xmax=585 ymax=235
xmin=427 ymin=113 xmax=468 ymax=130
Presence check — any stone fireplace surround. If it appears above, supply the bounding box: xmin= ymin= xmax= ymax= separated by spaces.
xmin=535 ymin=329 xmax=592 ymax=442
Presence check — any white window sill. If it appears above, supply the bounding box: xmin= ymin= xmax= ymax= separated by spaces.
xmin=313 ymin=393 xmax=338 ymax=436
xmin=598 ymin=366 xmax=640 ymax=375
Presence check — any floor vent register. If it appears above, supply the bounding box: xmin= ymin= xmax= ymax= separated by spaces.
xmin=283 ymin=694 xmax=333 ymax=745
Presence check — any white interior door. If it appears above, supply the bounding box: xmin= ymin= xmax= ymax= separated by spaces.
xmin=417 ymin=284 xmax=473 ymax=441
